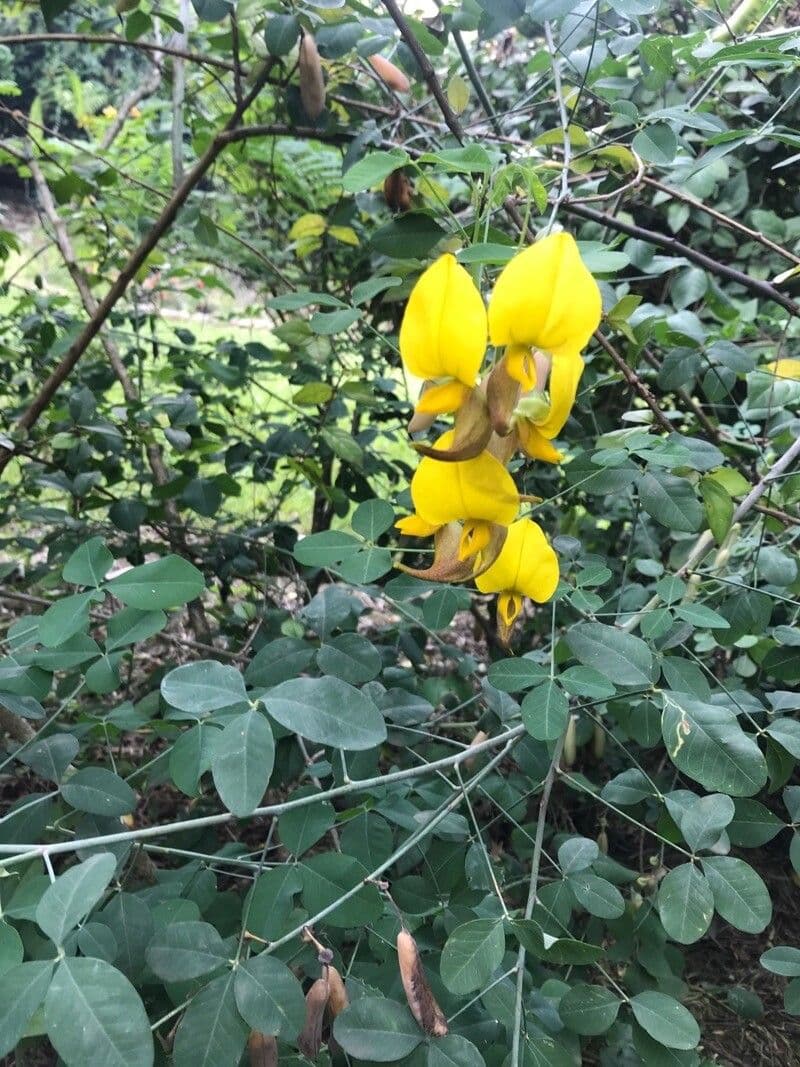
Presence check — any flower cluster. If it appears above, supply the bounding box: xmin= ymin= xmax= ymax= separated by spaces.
xmin=395 ymin=232 xmax=601 ymax=642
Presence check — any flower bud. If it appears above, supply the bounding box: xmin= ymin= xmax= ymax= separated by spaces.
xmin=396 ymin=928 xmax=448 ymax=1036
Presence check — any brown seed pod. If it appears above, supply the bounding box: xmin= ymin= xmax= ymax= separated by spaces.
xmin=326 ymin=965 xmax=349 ymax=1018
xmin=396 ymin=927 xmax=448 ymax=1037
xmin=563 ymin=714 xmax=577 ymax=767
xmin=383 ymin=170 xmax=413 ymax=213
xmin=368 ymin=53 xmax=411 ymax=93
xmin=464 ymin=729 xmax=488 ymax=770
xmin=299 ymin=34 xmax=326 ymax=120
xmin=247 ymin=1032 xmax=278 ymax=1067
xmin=297 ymin=972 xmax=330 ymax=1058
xmin=592 ymin=722 xmax=606 ymax=760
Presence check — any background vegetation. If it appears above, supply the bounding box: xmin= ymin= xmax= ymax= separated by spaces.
xmin=0 ymin=0 xmax=799 ymax=1064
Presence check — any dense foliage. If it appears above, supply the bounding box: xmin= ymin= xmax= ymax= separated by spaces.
xmin=0 ymin=0 xmax=799 ymax=1064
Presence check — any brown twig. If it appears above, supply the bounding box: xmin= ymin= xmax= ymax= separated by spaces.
xmin=563 ymin=202 xmax=800 ymax=318
xmin=0 ymin=33 xmax=236 ymax=71
xmin=594 ymin=331 xmax=675 ymax=434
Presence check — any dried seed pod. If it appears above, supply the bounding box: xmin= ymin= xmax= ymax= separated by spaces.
xmin=248 ymin=1031 xmax=278 ymax=1067
xmin=327 ymin=965 xmax=349 ymax=1019
xmin=383 ymin=170 xmax=413 ymax=213
xmin=396 ymin=927 xmax=448 ymax=1037
xmin=464 ymin=729 xmax=488 ymax=770
xmin=297 ymin=972 xmax=330 ymax=1058
xmin=597 ymin=828 xmax=608 ymax=855
xmin=299 ymin=34 xmax=326 ymax=120
xmin=368 ymin=54 xmax=411 ymax=93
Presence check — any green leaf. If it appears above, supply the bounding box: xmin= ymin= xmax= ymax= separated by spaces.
xmin=427 ymin=1034 xmax=486 ymax=1067
xmin=62 ymin=536 xmax=114 ymax=586
xmin=264 ymin=13 xmax=300 ymax=55
xmin=245 ymin=637 xmax=314 ymax=687
xmin=702 ymin=856 xmax=772 ymax=933
xmin=673 ymin=603 xmax=729 ymax=629
xmin=566 ymin=623 xmax=654 ymax=686
xmin=146 ymin=921 xmax=230 ymax=981
xmin=419 ymin=145 xmax=493 ymax=173
xmin=161 ymin=660 xmax=248 ymax=716
xmin=38 ymin=591 xmax=94 ymax=647
xmin=334 ymin=997 xmax=422 ymax=1061
xmin=765 ymin=717 xmax=800 ymax=758
xmin=337 ymin=545 xmax=394 ymax=583
xmin=35 ymin=852 xmax=116 ymax=946
xmin=310 ymin=308 xmax=361 ymax=335
xmin=371 ymin=213 xmax=447 ymax=259
xmin=233 ymin=953 xmax=306 ymax=1037
xmin=440 ymin=918 xmax=505 ymax=995
xmin=558 ymin=837 xmax=599 ymax=874
xmin=105 ymin=607 xmax=167 ymax=651
xmin=700 ymin=476 xmax=734 ymax=545
xmin=784 ymin=977 xmax=800 ymax=1015
xmin=521 ymin=680 xmax=568 ymax=741
xmin=543 ymin=937 xmax=604 ymax=965
xmin=559 ymin=984 xmax=621 ymax=1035
xmin=16 ymin=733 xmax=78 ymax=782
xmin=567 ymin=872 xmax=625 ymax=919
xmin=639 ymin=472 xmax=703 ymax=532
xmin=300 ymin=853 xmax=383 ymax=927
xmin=191 ymin=0 xmax=232 ymax=21
xmin=760 ymin=946 xmax=800 ymax=977
xmin=293 ymin=530 xmax=362 ymax=567
xmin=680 ymin=792 xmax=735 ymax=851
xmin=657 ymin=863 xmax=714 ymax=944
xmin=0 ymin=961 xmax=54 ymax=1058
xmin=487 ymin=658 xmax=548 ymax=692
xmin=728 ymin=799 xmax=784 ymax=847
xmin=352 ymin=498 xmax=396 ymax=540
xmin=45 ymin=957 xmax=154 ymax=1067
xmin=172 ymin=971 xmax=248 ymax=1067
xmin=317 ymin=633 xmax=382 ymax=685
xmin=343 ymin=149 xmax=409 ymax=193
xmin=629 ymin=991 xmax=700 ymax=1050
xmin=632 ymin=123 xmax=678 ymax=164
xmin=104 ymin=555 xmax=205 ymax=609
xmin=278 ymin=786 xmax=334 ymax=855
xmin=99 ymin=892 xmax=153 ymax=981
xmin=61 ymin=767 xmax=137 ymax=816
xmin=0 ymin=922 xmax=23 ymax=978
xmin=265 ymin=676 xmax=387 ymax=750
xmin=662 ymin=696 xmax=767 ymax=796
xmin=211 ymin=710 xmax=274 ymax=816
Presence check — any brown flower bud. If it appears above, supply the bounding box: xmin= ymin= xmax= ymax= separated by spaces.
xmin=368 ymin=54 xmax=411 ymax=93
xmin=327 ymin=965 xmax=349 ymax=1019
xmin=396 ymin=927 xmax=448 ymax=1037
xmin=248 ymin=1032 xmax=278 ymax=1067
xmin=297 ymin=973 xmax=330 ymax=1058
xmin=299 ymin=34 xmax=326 ymax=120
xmin=383 ymin=170 xmax=413 ymax=213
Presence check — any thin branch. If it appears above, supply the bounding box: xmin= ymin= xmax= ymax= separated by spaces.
xmin=594 ymin=331 xmax=675 ymax=434
xmin=543 ymin=20 xmax=571 ymax=230
xmin=563 ymin=202 xmax=800 ymax=318
xmin=0 ymin=32 xmax=236 ymax=71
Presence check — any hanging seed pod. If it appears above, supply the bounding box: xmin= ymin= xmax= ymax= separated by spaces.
xmin=597 ymin=828 xmax=609 ymax=855
xmin=396 ymin=927 xmax=448 ymax=1037
xmin=299 ymin=34 xmax=326 ymax=120
xmin=368 ymin=54 xmax=411 ymax=93
xmin=563 ymin=714 xmax=577 ymax=767
xmin=592 ymin=722 xmax=606 ymax=760
xmin=383 ymin=170 xmax=413 ymax=213
xmin=248 ymin=1032 xmax=278 ymax=1067
xmin=297 ymin=971 xmax=330 ymax=1058
xmin=326 ymin=965 xmax=349 ymax=1019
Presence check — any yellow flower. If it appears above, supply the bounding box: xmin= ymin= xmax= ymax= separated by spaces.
xmin=409 ymin=431 xmax=518 ymax=561
xmin=513 ymin=350 xmax=585 ymax=463
xmin=476 ymin=517 xmax=559 ymax=638
xmin=400 ymin=254 xmax=488 ymax=415
xmin=487 ymin=232 xmax=601 ymax=357
xmin=763 ymin=358 xmax=800 ymax=380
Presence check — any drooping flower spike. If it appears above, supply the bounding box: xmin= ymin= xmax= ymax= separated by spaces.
xmin=475 ymin=517 xmax=559 ymax=644
xmin=399 ymin=253 xmax=488 ymax=418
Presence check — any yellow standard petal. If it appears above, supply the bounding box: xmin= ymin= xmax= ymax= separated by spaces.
xmin=414 ymin=380 xmax=472 ymax=416
xmin=399 ymin=254 xmax=488 ymax=385
xmin=763 ymin=358 xmax=800 ymax=380
xmin=532 ymin=349 xmax=585 ymax=440
xmin=476 ymin=518 xmax=559 ymax=604
xmin=410 ymin=431 xmax=519 ymax=531
xmin=396 ymin=514 xmax=440 ymax=538
xmin=487 ymin=232 xmax=601 ymax=357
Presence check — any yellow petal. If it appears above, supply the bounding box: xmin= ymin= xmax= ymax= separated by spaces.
xmin=459 ymin=520 xmax=491 ymax=561
xmin=399 ymin=254 xmax=488 ymax=385
xmin=497 ymin=591 xmax=522 ymax=628
xmin=487 ymin=232 xmax=601 ymax=356
xmin=476 ymin=518 xmax=559 ymax=603
xmin=415 ymin=379 xmax=471 ymax=415
xmin=534 ymin=349 xmax=584 ymax=439
xmin=396 ymin=514 xmax=439 ymax=537
xmin=504 ymin=344 xmax=538 ymax=391
xmin=410 ymin=431 xmax=519 ymax=529
xmin=516 ymin=423 xmax=563 ymax=464
xmin=763 ymin=358 xmax=800 ymax=380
